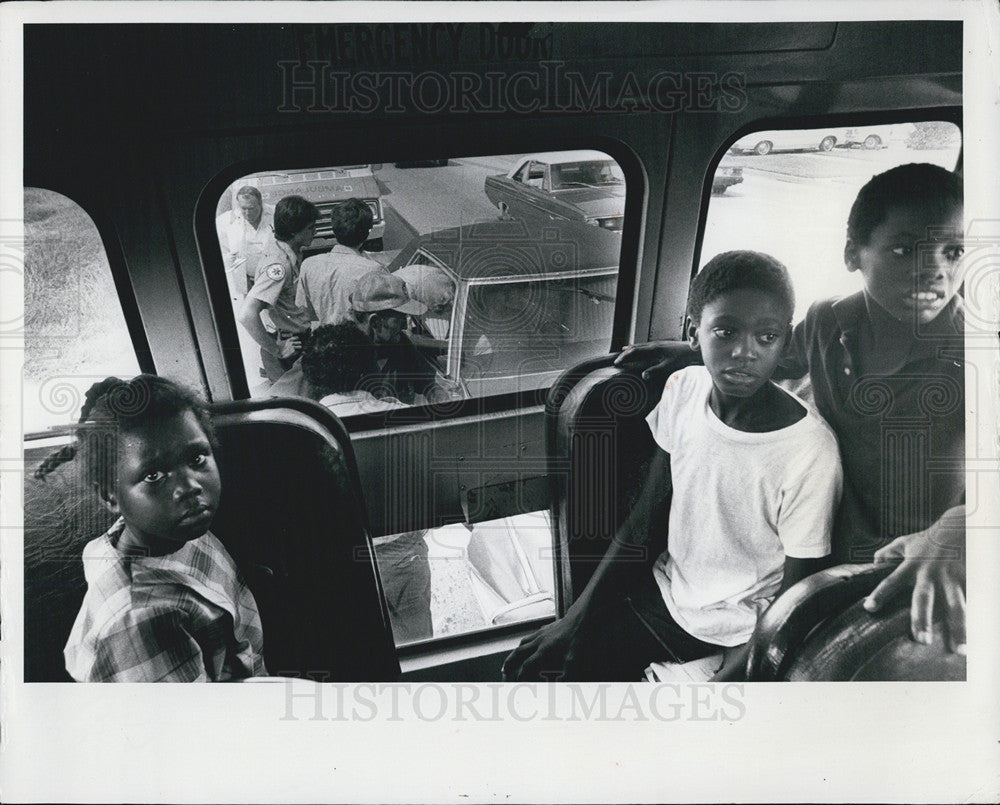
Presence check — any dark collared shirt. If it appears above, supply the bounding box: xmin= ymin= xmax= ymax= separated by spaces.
xmin=778 ymin=292 xmax=965 ymax=563
xmin=370 ymin=335 xmax=438 ymax=405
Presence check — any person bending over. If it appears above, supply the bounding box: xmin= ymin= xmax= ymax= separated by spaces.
xmin=301 ymin=322 xmax=406 ymax=416
xmin=349 ymin=270 xmax=442 ymax=406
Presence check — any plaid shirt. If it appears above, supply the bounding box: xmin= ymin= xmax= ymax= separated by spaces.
xmin=65 ymin=519 xmax=267 ymax=682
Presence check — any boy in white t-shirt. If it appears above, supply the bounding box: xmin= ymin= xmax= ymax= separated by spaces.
xmin=503 ymin=251 xmax=843 ymax=681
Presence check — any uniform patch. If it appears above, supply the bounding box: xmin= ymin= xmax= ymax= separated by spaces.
xmin=265 ymin=264 xmax=285 ymax=281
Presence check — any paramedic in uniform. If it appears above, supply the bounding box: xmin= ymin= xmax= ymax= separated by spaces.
xmin=238 ymin=195 xmax=318 ymax=383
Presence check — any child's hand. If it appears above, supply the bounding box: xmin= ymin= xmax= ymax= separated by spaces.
xmin=709 ymin=643 xmax=749 ymax=682
xmin=501 ymin=616 xmax=583 ymax=682
xmin=863 ymin=507 xmax=966 ymax=654
xmin=613 ymin=341 xmax=675 ymax=380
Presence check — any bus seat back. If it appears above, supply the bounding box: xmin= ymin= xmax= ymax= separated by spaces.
xmin=24 ymin=469 xmax=112 ymax=682
xmin=210 ymin=398 xmax=399 ymax=682
xmin=544 ymin=346 xmax=701 ymax=612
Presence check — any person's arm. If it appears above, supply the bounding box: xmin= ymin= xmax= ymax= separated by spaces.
xmin=501 ymin=449 xmax=672 ymax=681
xmin=863 ymin=505 xmax=966 ymax=654
xmin=295 ymin=265 xmax=318 ymax=323
xmin=238 ymin=296 xmax=299 ymax=359
xmin=613 ymin=340 xmax=681 ymax=380
xmin=403 ymin=336 xmax=447 ymax=403
xmin=710 ymin=555 xmax=829 ymax=682
xmin=217 ymin=220 xmax=249 ymax=301
xmin=226 ymin=264 xmax=248 ymax=300
xmin=216 ymin=214 xmax=233 ymax=268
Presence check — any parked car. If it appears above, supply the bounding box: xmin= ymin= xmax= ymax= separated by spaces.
xmin=712 ymin=159 xmax=744 ymax=194
xmin=483 ymin=150 xmax=626 ymax=231
xmin=841 ymin=126 xmax=890 ymax=149
xmin=731 ymin=127 xmax=845 ymax=155
xmin=234 ymin=164 xmax=386 ymax=251
xmin=394 ymin=159 xmax=449 ymax=167
xmin=387 ymin=219 xmax=621 ymax=400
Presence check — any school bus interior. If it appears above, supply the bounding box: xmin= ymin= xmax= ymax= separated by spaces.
xmin=22 ymin=20 xmax=963 ymax=681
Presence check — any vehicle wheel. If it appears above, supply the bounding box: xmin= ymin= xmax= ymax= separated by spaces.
xmin=819 ymin=136 xmax=836 ymax=152
xmin=498 ymin=202 xmax=511 ymax=221
xmin=863 ymin=135 xmax=881 ymax=150
xmin=436 ymin=159 xmax=449 ymax=167
xmin=754 ymin=140 xmax=772 ymax=156
xmin=366 ymin=238 xmax=384 ymax=252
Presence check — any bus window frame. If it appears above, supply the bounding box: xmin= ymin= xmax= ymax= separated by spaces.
xmin=195 ymin=139 xmax=645 ymax=422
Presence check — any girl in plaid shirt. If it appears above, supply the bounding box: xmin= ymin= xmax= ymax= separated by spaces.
xmin=38 ymin=375 xmax=267 ymax=681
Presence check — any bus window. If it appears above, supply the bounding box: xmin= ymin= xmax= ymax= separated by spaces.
xmin=215 ymin=151 xmax=626 ymax=402
xmin=703 ymin=122 xmax=961 ymax=320
xmin=212 ymin=151 xmax=627 ymax=647
xmin=24 ymin=189 xmax=142 ymax=435
xmin=378 ymin=511 xmax=555 ymax=646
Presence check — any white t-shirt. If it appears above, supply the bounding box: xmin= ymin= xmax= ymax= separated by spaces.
xmin=646 ymin=366 xmax=842 ymax=647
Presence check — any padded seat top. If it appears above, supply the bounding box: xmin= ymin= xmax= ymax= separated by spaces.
xmin=545 ymin=347 xmax=700 ymax=610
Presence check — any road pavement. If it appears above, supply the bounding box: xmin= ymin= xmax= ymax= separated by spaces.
xmin=378 ymin=156 xmax=520 ymax=240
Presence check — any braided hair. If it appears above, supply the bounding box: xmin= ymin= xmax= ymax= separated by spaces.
xmin=33 ymin=375 xmax=215 ymax=501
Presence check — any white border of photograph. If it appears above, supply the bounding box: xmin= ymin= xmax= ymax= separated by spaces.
xmin=2 ymin=2 xmax=998 ymax=802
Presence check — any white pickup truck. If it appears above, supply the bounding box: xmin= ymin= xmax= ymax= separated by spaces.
xmin=233 ymin=164 xmax=386 ymax=251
